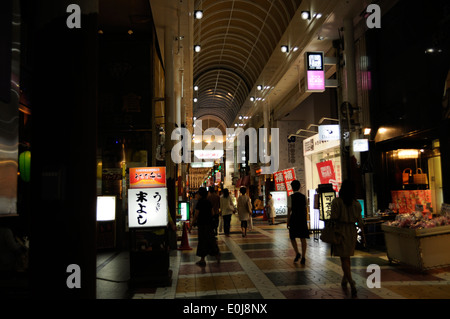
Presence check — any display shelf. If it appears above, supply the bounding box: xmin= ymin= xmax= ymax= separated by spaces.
xmin=382 ymin=224 xmax=450 ymax=270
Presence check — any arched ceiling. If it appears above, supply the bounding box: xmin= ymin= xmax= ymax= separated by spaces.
xmin=193 ymin=0 xmax=303 ymax=127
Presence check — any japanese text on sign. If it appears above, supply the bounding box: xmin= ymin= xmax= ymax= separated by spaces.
xmin=128 ymin=188 xmax=168 ymax=228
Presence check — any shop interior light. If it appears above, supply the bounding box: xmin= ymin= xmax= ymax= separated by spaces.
xmin=397 ymin=149 xmax=419 ymax=159
xmin=194 ymin=44 xmax=201 ymax=52
xmin=314 ymin=13 xmax=322 ymax=19
xmin=194 ymin=10 xmax=203 ymax=19
xmin=250 ymin=96 xmax=255 ymax=102
xmin=281 ymin=45 xmax=289 ymax=53
xmin=364 ymin=128 xmax=371 ymax=135
xmin=193 ymin=97 xmax=198 ymax=102
xmin=257 ymin=85 xmax=263 ymax=91
xmin=301 ymin=11 xmax=311 ymax=20
xmin=194 ymin=85 xmax=199 ymax=91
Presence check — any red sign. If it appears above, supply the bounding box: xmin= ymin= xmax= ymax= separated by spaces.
xmin=129 ymin=167 xmax=166 ymax=188
xmin=274 ymin=168 xmax=297 ymax=196
xmin=316 ymin=161 xmax=338 ymax=192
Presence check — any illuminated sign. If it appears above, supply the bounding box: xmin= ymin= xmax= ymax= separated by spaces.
xmin=305 ymin=52 xmax=325 ymax=92
xmin=271 ymin=191 xmax=288 ymax=216
xmin=194 ymin=149 xmax=224 ymax=159
xmin=128 ymin=188 xmax=168 ymax=228
xmin=353 ymin=139 xmax=369 ymax=152
xmin=129 ymin=167 xmax=166 ymax=189
xmin=320 ymin=191 xmax=335 ymax=220
xmin=318 ymin=125 xmax=340 ymax=141
xmin=178 ymin=201 xmax=190 ymax=221
xmin=97 ymin=196 xmax=116 ymax=221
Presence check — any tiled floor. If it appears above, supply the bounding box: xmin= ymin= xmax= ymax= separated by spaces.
xmin=97 ymin=214 xmax=450 ymax=299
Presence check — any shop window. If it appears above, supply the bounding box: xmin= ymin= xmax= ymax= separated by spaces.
xmin=384 ymin=139 xmax=443 ymax=214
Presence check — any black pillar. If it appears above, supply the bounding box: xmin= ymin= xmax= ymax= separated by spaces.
xmin=29 ymin=1 xmax=98 ymax=298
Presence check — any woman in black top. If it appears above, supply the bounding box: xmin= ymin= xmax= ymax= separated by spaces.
xmin=192 ymin=187 xmax=220 ymax=266
xmin=287 ymin=180 xmax=309 ymax=264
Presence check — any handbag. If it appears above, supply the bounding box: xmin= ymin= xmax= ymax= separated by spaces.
xmin=320 ymin=220 xmax=342 ymax=245
xmin=402 ymin=168 xmax=412 ymax=184
xmin=413 ymin=168 xmax=428 ymax=185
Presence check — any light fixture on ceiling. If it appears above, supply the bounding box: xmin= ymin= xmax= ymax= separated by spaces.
xmin=301 ymin=11 xmax=310 ymax=20
xmin=127 ymin=29 xmax=133 ymax=35
xmin=364 ymin=128 xmax=371 ymax=135
xmin=250 ymin=96 xmax=255 ymax=102
xmin=317 ymin=35 xmax=325 ymax=40
xmin=194 ymin=44 xmax=201 ymax=52
xmin=257 ymin=85 xmax=263 ymax=91
xmin=193 ymin=97 xmax=198 ymax=103
xmin=194 ymin=85 xmax=199 ymax=91
xmin=281 ymin=45 xmax=289 ymax=53
xmin=314 ymin=13 xmax=322 ymax=19
xmin=194 ymin=10 xmax=203 ymax=19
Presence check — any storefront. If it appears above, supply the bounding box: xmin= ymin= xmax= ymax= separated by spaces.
xmin=303 ymin=133 xmax=342 ymax=230
xmin=375 ymin=128 xmax=444 ymax=215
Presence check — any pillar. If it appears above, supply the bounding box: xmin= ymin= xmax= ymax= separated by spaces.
xmin=29 ymin=0 xmax=98 ymax=298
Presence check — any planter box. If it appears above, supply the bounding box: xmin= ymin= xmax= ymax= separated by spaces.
xmin=381 ymin=224 xmax=450 ymax=270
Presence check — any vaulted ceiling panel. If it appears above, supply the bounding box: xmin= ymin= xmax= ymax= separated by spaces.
xmin=193 ymin=0 xmax=303 ymax=127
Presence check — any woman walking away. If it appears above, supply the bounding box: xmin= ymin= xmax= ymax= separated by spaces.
xmin=220 ymin=188 xmax=235 ymax=236
xmin=287 ymin=180 xmax=309 ymax=265
xmin=237 ymin=187 xmax=252 ymax=237
xmin=330 ymin=179 xmax=365 ymax=298
xmin=192 ymin=187 xmax=220 ymax=266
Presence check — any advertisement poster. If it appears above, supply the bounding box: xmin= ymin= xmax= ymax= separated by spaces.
xmin=270 ymin=191 xmax=288 ymax=216
xmin=129 ymin=167 xmax=166 ymax=188
xmin=128 ymin=188 xmax=168 ymax=228
xmin=316 ymin=160 xmax=338 ymax=192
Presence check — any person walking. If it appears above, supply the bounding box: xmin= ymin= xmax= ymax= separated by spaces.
xmin=219 ymin=188 xmax=235 ymax=236
xmin=287 ymin=180 xmax=309 ymax=265
xmin=330 ymin=179 xmax=365 ymax=298
xmin=192 ymin=187 xmax=220 ymax=267
xmin=237 ymin=187 xmax=252 ymax=237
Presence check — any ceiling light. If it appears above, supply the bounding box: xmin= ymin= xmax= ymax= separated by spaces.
xmin=257 ymin=85 xmax=263 ymax=91
xmin=194 ymin=10 xmax=203 ymax=19
xmin=194 ymin=85 xmax=199 ymax=91
xmin=239 ymin=115 xmax=243 ymax=120
xmin=194 ymin=45 xmax=201 ymax=52
xmin=193 ymin=97 xmax=198 ymax=102
xmin=293 ymin=47 xmax=298 ymax=52
xmin=250 ymin=96 xmax=255 ymax=102
xmin=315 ymin=13 xmax=322 ymax=19
xmin=301 ymin=11 xmax=310 ymax=20
xmin=364 ymin=128 xmax=371 ymax=135
xmin=281 ymin=45 xmax=289 ymax=53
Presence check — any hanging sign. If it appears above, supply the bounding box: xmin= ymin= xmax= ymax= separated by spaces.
xmin=353 ymin=139 xmax=369 ymax=152
xmin=128 ymin=188 xmax=168 ymax=228
xmin=316 ymin=160 xmax=338 ymax=192
xmin=318 ymin=125 xmax=340 ymax=141
xmin=129 ymin=167 xmax=166 ymax=188
xmin=305 ymin=52 xmax=325 ymax=92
